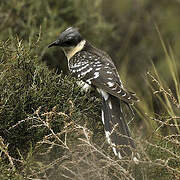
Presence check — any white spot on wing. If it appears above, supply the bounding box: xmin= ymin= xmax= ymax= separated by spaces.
xmin=81 ymin=67 xmax=93 ymax=76
xmin=122 ymin=93 xmax=126 ymax=97
xmin=94 ymin=72 xmax=100 ymax=79
xmin=76 ymin=64 xmax=89 ymax=72
xmin=94 ymin=61 xmax=101 ymax=65
xmin=95 ymin=67 xmax=101 ymax=71
xmin=95 ymin=64 xmax=102 ymax=68
xmin=85 ymin=71 xmax=100 ymax=84
xmin=112 ymin=87 xmax=117 ymax=90
xmin=107 ymin=82 xmax=114 ymax=87
xmin=117 ymin=89 xmax=122 ymax=93
xmin=72 ymin=63 xmax=82 ymax=68
xmin=107 ymin=71 xmax=112 ymax=74
xmin=86 ymin=79 xmax=91 ymax=84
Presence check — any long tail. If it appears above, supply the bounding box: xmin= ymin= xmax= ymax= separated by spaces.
xmin=101 ymin=93 xmax=135 ymax=158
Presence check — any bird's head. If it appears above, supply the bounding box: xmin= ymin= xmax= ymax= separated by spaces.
xmin=48 ymin=27 xmax=86 ymax=60
xmin=48 ymin=27 xmax=83 ymax=48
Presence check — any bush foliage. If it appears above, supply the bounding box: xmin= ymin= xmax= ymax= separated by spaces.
xmin=0 ymin=0 xmax=180 ymax=179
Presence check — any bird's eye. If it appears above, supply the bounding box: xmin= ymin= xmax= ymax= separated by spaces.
xmin=62 ymin=36 xmax=75 ymax=46
xmin=64 ymin=40 xmax=74 ymax=46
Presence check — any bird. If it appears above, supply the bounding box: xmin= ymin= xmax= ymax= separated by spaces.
xmin=48 ymin=27 xmax=139 ymax=160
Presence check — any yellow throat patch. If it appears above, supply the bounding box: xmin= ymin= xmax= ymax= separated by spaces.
xmin=65 ymin=40 xmax=86 ymax=60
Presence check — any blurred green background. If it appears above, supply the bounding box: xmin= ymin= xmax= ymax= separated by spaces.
xmin=0 ymin=0 xmax=180 ymax=179
xmin=1 ymin=0 xmax=180 ymax=105
xmin=1 ymin=0 xmax=180 ymax=90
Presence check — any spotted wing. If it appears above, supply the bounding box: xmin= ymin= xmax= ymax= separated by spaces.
xmin=69 ymin=51 xmax=138 ymax=104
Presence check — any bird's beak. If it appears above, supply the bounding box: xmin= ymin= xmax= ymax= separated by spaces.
xmin=48 ymin=40 xmax=60 ymax=48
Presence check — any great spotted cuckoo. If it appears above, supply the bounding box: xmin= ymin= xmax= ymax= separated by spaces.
xmin=48 ymin=27 xmax=139 ymax=160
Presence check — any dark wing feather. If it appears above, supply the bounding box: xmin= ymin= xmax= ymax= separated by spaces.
xmin=69 ymin=51 xmax=138 ymax=104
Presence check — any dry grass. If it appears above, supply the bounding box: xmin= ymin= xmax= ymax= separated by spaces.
xmin=1 ymin=87 xmax=179 ymax=179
